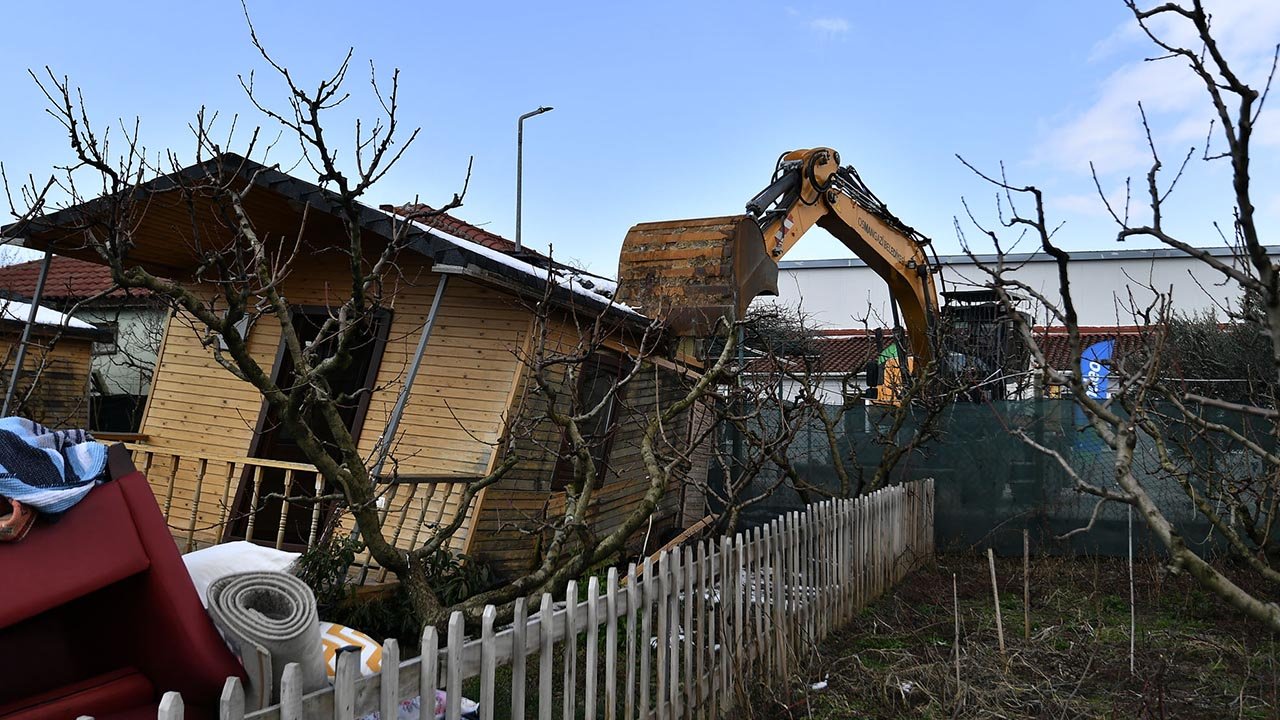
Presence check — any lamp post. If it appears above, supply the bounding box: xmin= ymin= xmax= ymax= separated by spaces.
xmin=515 ymin=105 xmax=553 ymax=252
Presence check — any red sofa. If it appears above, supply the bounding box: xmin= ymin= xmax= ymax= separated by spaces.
xmin=0 ymin=448 xmax=246 ymax=719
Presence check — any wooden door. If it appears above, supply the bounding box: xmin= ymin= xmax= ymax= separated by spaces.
xmin=227 ymin=308 xmax=390 ymax=547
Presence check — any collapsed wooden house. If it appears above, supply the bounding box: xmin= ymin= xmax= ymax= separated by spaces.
xmin=6 ymin=155 xmax=709 ymax=576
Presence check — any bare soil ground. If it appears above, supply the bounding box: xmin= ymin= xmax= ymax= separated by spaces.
xmin=748 ymin=552 xmax=1280 ymax=719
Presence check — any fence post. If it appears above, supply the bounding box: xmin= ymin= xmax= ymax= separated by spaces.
xmin=421 ymin=625 xmax=439 ymax=720
xmin=639 ymin=557 xmax=654 ymax=720
xmin=625 ymin=563 xmax=639 ymax=720
xmin=752 ymin=525 xmax=768 ymax=676
xmin=717 ymin=535 xmax=732 ymax=715
xmin=732 ymin=531 xmax=745 ymax=698
xmin=220 ymin=676 xmax=245 ymax=720
xmin=480 ymin=606 xmax=497 ymax=720
xmin=656 ymin=552 xmax=669 ymax=720
xmin=280 ymin=662 xmax=303 ymax=720
xmin=806 ymin=505 xmax=817 ymax=643
xmin=770 ymin=517 xmax=787 ymax=684
xmin=564 ymin=579 xmax=578 ymax=720
xmin=381 ymin=639 xmax=401 ymax=720
xmin=606 ymin=567 xmax=620 ymax=720
xmin=447 ymin=611 xmax=464 ymax=720
xmin=683 ymin=543 xmax=695 ymax=716
xmin=586 ymin=576 xmax=600 ymax=720
xmin=668 ymin=548 xmax=682 ymax=718
xmin=695 ymin=540 xmax=708 ymax=718
xmin=512 ymin=596 xmax=528 ymax=720
xmin=334 ymin=649 xmax=359 ymax=719
xmin=158 ymin=691 xmax=183 ymax=720
xmin=539 ymin=592 xmax=554 ymax=720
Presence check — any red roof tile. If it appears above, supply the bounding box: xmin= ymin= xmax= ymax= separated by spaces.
xmin=744 ymin=329 xmax=886 ymax=376
xmin=747 ymin=326 xmax=1149 ymax=376
xmin=1030 ymin=326 xmax=1145 ymax=370
xmin=0 ymin=256 xmax=152 ymax=301
xmin=383 ymin=204 xmax=523 ymax=255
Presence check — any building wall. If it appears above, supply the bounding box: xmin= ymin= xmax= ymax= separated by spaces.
xmin=137 ymin=250 xmax=531 ymax=553
xmin=75 ymin=305 xmax=164 ymax=397
xmin=0 ymin=332 xmax=95 ymax=428
xmin=771 ymin=247 xmax=1263 ymax=328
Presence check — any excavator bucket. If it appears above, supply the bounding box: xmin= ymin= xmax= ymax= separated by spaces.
xmin=615 ymin=215 xmax=777 ymax=336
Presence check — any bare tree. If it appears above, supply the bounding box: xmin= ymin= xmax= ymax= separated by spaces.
xmin=963 ymin=0 xmax=1280 ymax=631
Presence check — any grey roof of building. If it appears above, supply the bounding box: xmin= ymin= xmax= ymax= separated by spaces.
xmin=3 ymin=153 xmax=642 ymax=327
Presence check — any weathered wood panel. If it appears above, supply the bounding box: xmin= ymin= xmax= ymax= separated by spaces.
xmin=467 ymin=325 xmax=708 ymax=577
xmin=0 ymin=332 xmax=96 ymax=428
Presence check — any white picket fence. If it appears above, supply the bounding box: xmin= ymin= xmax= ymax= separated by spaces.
xmin=142 ymin=479 xmax=934 ymax=720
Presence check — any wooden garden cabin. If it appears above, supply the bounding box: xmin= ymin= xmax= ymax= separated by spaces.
xmin=0 ymin=298 xmax=110 ymax=428
xmin=6 ymin=155 xmax=709 ymax=576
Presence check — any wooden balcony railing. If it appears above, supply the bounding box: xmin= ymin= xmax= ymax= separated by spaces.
xmin=112 ymin=442 xmax=486 ymax=567
xmin=121 ymin=443 xmax=326 ymax=553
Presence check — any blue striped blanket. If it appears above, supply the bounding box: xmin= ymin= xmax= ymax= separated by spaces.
xmin=0 ymin=417 xmax=108 ymax=514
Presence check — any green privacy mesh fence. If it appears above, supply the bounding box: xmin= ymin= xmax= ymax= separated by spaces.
xmin=712 ymin=399 xmax=1270 ymax=557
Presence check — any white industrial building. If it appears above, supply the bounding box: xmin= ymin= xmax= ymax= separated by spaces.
xmin=769 ymin=246 xmax=1262 ymax=329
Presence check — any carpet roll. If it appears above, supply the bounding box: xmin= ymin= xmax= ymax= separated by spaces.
xmin=206 ymin=571 xmax=328 ymax=707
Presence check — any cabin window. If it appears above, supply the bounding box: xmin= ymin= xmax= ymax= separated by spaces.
xmin=92 ymin=322 xmax=118 ymax=356
xmin=227 ymin=307 xmax=391 ymax=548
xmin=551 ymin=351 xmax=625 ymax=491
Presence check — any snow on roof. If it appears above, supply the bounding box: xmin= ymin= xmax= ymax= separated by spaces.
xmin=385 ymin=209 xmax=642 ymax=317
xmin=0 ymin=298 xmax=96 ymax=330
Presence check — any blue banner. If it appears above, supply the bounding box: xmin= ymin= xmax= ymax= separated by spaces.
xmin=1081 ymin=340 xmax=1114 ymax=400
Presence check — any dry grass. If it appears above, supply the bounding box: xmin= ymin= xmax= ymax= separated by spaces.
xmin=740 ymin=552 xmax=1280 ymax=719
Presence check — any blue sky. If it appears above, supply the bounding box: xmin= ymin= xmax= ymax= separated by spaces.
xmin=0 ymin=1 xmax=1275 ymax=274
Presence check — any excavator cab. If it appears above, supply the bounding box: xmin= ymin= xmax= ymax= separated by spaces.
xmin=935 ymin=289 xmax=1030 ymax=400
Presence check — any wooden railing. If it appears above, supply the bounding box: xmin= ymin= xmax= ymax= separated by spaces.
xmin=121 ymin=443 xmax=325 ymax=553
xmin=135 ymin=479 xmax=935 ymax=720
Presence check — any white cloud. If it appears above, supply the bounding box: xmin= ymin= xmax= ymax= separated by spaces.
xmin=1054 ymin=188 xmax=1127 ymax=221
xmin=1035 ymin=0 xmax=1280 ymax=178
xmin=810 ymin=17 xmax=849 ymax=35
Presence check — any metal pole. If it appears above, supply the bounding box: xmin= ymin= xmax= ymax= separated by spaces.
xmin=3 ymin=249 xmax=53 ymax=417
xmin=369 ymin=274 xmax=450 ymax=482
xmin=354 ymin=273 xmax=450 ymax=583
xmin=515 ymin=106 xmax=553 ymax=252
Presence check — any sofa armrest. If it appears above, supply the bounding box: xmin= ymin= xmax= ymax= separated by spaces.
xmin=116 ymin=473 xmax=246 ymax=706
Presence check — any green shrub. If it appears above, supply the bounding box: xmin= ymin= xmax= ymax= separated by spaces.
xmin=293 ymin=531 xmax=362 ymax=614
xmin=293 ymin=535 xmax=496 ymax=649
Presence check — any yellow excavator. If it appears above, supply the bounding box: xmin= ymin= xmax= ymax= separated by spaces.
xmin=615 ymin=147 xmax=943 ymax=401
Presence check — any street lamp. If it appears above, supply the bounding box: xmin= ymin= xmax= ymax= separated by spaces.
xmin=515 ymin=105 xmax=553 ymax=252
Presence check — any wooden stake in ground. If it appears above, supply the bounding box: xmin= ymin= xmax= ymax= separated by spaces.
xmin=953 ymin=572 xmax=961 ymax=693
xmin=988 ymin=548 xmax=1005 ymax=657
xmin=1023 ymin=529 xmax=1031 ymax=641
xmin=1128 ymin=505 xmax=1135 ymax=675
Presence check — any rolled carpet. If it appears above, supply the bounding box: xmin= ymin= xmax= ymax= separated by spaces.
xmin=206 ymin=571 xmax=329 ymax=709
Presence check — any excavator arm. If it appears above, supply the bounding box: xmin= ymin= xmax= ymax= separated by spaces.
xmin=616 ymin=147 xmax=939 ymax=366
